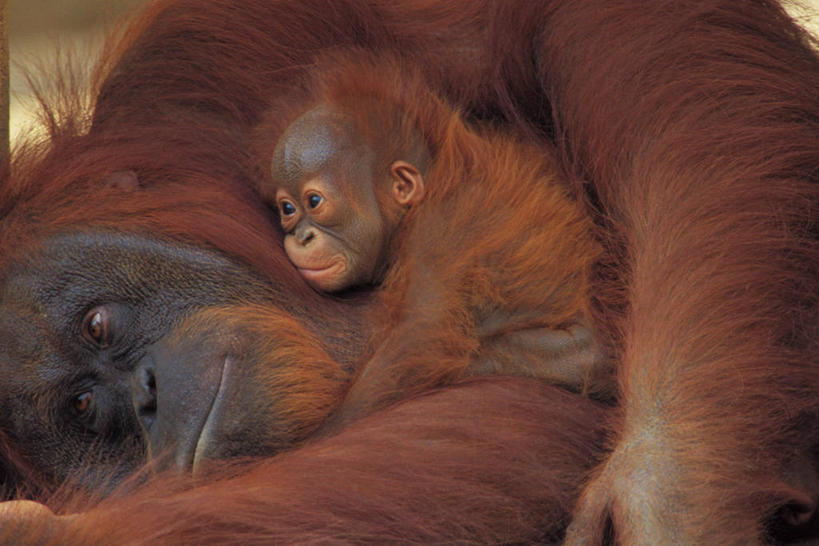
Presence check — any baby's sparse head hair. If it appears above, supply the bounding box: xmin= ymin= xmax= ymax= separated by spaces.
xmin=255 ymin=48 xmax=469 ymax=194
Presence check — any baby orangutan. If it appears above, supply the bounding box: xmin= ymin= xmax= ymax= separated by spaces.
xmin=260 ymin=54 xmax=610 ymax=424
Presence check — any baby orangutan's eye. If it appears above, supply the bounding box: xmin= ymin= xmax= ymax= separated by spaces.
xmin=280 ymin=201 xmax=296 ymax=216
xmin=307 ymin=194 xmax=323 ymax=209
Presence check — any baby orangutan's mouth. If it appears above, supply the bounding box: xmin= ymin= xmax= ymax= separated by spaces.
xmin=296 ymin=261 xmax=346 ymax=287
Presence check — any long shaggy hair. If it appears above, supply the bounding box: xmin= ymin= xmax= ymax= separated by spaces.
xmin=0 ymin=0 xmax=817 ymax=543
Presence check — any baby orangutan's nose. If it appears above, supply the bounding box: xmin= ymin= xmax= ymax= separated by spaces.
xmin=295 ymin=225 xmax=316 ymax=245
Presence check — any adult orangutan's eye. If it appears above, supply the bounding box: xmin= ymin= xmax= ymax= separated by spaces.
xmin=73 ymin=391 xmax=94 ymax=416
xmin=82 ymin=306 xmax=112 ymax=348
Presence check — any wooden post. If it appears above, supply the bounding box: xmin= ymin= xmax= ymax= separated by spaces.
xmin=0 ymin=0 xmax=8 ymax=164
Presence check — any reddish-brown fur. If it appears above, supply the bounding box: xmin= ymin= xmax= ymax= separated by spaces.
xmin=541 ymin=3 xmax=819 ymax=542
xmin=257 ymin=53 xmax=609 ymax=423
xmin=0 ymin=0 xmax=816 ymax=543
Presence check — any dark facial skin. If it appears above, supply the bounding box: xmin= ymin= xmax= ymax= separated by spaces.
xmin=0 ymin=232 xmax=276 ymax=492
xmin=271 ymin=106 xmax=424 ymax=292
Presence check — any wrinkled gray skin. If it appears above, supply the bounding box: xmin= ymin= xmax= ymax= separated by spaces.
xmin=0 ymin=231 xmax=276 ymax=493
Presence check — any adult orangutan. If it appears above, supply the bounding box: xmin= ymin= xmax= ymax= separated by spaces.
xmin=0 ymin=0 xmax=816 ymax=544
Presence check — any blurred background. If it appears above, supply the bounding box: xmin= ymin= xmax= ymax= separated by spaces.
xmin=8 ymin=0 xmax=819 ymax=143
xmin=9 ymin=0 xmax=145 ymax=140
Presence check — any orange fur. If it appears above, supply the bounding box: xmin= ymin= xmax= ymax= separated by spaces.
xmin=258 ymin=54 xmax=608 ymax=425
xmin=0 ymin=0 xmax=815 ymax=543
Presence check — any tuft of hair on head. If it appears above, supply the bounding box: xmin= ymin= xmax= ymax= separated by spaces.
xmin=253 ymin=48 xmax=468 ymax=184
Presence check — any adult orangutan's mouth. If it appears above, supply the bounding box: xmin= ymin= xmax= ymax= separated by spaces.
xmin=191 ymin=353 xmax=234 ymax=475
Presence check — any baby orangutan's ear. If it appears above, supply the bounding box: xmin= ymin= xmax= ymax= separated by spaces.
xmin=390 ymin=160 xmax=425 ymax=206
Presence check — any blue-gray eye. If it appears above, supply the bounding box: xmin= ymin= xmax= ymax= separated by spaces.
xmin=307 ymin=194 xmax=322 ymax=209
xmin=280 ymin=201 xmax=296 ymax=216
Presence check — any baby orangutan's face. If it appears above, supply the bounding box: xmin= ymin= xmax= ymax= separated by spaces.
xmin=268 ymin=106 xmax=425 ymax=292
xmin=274 ymin=161 xmax=391 ymax=292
